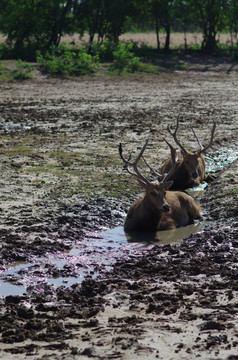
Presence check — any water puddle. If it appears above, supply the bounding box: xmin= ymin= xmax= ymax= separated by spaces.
xmin=206 ymin=146 xmax=238 ymax=173
xmin=186 ymin=181 xmax=208 ymax=197
xmin=0 ymin=145 xmax=237 ymax=297
xmin=186 ymin=146 xmax=238 ymax=197
xmin=0 ymin=222 xmax=204 ymax=297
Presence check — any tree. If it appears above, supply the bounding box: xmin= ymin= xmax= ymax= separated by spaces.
xmin=75 ymin=0 xmax=103 ymax=43
xmin=43 ymin=0 xmax=74 ymax=49
xmin=190 ymin=0 xmax=227 ymax=53
xmin=77 ymin=0 xmax=138 ymax=43
xmin=0 ymin=0 xmax=77 ymax=58
xmin=223 ymin=0 xmax=238 ymax=47
xmin=150 ymin=0 xmax=162 ymax=50
xmin=150 ymin=0 xmax=176 ymax=53
xmin=0 ymin=0 xmax=39 ymax=56
xmin=174 ymin=0 xmax=196 ymax=51
xmin=103 ymin=0 xmax=136 ymax=42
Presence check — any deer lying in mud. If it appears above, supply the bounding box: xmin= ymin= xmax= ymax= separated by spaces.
xmin=160 ymin=117 xmax=216 ymax=190
xmin=119 ymin=138 xmax=203 ymax=232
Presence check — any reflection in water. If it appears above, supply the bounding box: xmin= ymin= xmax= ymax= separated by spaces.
xmin=125 ymin=222 xmax=204 ymax=246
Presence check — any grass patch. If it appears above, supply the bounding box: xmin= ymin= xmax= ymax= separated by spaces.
xmin=174 ymin=62 xmax=189 ymax=70
xmin=3 ymin=144 xmax=33 ymax=157
xmin=0 ymin=132 xmax=132 ymax=199
xmin=224 ymin=188 xmax=238 ymax=197
xmin=66 ymin=172 xmax=132 ymax=198
xmin=25 ymin=164 xmax=62 ymax=175
xmin=46 ymin=150 xmax=83 ymax=167
xmin=0 ymin=59 xmax=33 ymax=81
xmin=136 ymin=62 xmax=165 ymax=73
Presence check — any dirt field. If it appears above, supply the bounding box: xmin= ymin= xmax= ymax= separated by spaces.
xmin=61 ymin=32 xmax=233 ymax=49
xmin=0 ymin=57 xmax=238 ymax=360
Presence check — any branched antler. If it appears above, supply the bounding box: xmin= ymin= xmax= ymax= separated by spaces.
xmin=167 ymin=115 xmax=187 ymax=155
xmin=142 ymin=139 xmax=178 ymax=183
xmin=119 ymin=138 xmax=151 ymax=185
xmin=196 ymin=121 xmax=216 ymax=155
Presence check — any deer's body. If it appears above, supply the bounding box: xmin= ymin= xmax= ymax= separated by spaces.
xmin=160 ymin=118 xmax=216 ymax=190
xmin=124 ymin=183 xmax=202 ymax=232
xmin=161 ymin=151 xmax=206 ymax=190
xmin=119 ymin=138 xmax=203 ymax=233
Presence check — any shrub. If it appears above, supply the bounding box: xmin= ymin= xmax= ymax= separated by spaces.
xmin=36 ymin=45 xmax=99 ymax=76
xmin=0 ymin=59 xmax=34 ymax=81
xmin=88 ymin=39 xmax=118 ymax=61
xmin=12 ymin=59 xmax=34 ymax=80
xmin=128 ymin=56 xmax=141 ymax=72
xmin=110 ymin=42 xmax=140 ymax=73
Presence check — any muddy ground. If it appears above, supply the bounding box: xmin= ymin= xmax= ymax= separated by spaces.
xmin=0 ymin=57 xmax=238 ymax=359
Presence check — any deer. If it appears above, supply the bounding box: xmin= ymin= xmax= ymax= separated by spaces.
xmin=119 ymin=138 xmax=203 ymax=232
xmin=160 ymin=117 xmax=216 ymax=190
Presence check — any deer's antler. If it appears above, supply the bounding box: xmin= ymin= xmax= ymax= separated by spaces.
xmin=167 ymin=115 xmax=187 ymax=155
xmin=119 ymin=138 xmax=151 ymax=185
xmin=162 ymin=139 xmax=178 ymax=182
xmin=142 ymin=139 xmax=178 ymax=182
xmin=196 ymin=121 xmax=216 ymax=155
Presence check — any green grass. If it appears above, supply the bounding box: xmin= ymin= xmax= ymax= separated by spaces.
xmin=26 ymin=164 xmax=61 ymax=174
xmin=3 ymin=145 xmax=33 ymax=157
xmin=0 ymin=59 xmax=33 ymax=81
xmin=224 ymin=188 xmax=238 ymax=197
xmin=174 ymin=63 xmax=189 ymax=70
xmin=0 ymin=132 xmax=142 ymax=200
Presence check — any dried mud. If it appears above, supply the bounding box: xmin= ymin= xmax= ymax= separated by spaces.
xmin=0 ymin=59 xmax=238 ymax=359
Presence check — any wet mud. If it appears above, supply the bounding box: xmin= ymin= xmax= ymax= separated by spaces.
xmin=0 ymin=59 xmax=238 ymax=359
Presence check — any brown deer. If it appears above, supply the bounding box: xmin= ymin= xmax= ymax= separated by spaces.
xmin=160 ymin=117 xmax=216 ymax=190
xmin=119 ymin=138 xmax=203 ymax=232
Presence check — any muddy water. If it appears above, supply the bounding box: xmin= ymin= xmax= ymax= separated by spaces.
xmin=0 ymin=222 xmax=205 ymax=296
xmin=206 ymin=145 xmax=238 ymax=173
xmin=0 ymin=146 xmax=237 ymax=297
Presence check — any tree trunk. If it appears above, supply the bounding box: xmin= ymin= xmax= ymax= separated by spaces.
xmin=46 ymin=0 xmax=72 ymax=49
xmin=155 ymin=17 xmax=160 ymax=51
xmin=202 ymin=26 xmax=218 ymax=53
xmin=184 ymin=30 xmax=187 ymax=52
xmin=164 ymin=25 xmax=170 ymax=53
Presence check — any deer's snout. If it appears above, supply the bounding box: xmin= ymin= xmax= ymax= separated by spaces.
xmin=192 ymin=171 xmax=198 ymax=178
xmin=162 ymin=203 xmax=170 ymax=212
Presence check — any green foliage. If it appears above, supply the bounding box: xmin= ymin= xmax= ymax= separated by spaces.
xmin=0 ymin=43 xmax=14 ymax=60
xmin=110 ymin=42 xmax=140 ymax=73
xmin=78 ymin=0 xmax=137 ymax=43
xmin=11 ymin=59 xmax=34 ymax=80
xmin=88 ymin=39 xmax=118 ymax=61
xmin=0 ymin=0 xmax=79 ymax=60
xmin=36 ymin=45 xmax=99 ymax=76
xmin=36 ymin=41 xmax=141 ymax=77
xmin=1 ymin=0 xmax=238 ymax=59
xmin=231 ymin=49 xmax=238 ymax=61
xmin=0 ymin=59 xmax=33 ymax=81
xmin=0 ymin=61 xmax=4 ymax=72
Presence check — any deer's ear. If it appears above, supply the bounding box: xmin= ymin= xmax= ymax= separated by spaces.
xmin=137 ymin=178 xmax=147 ymax=189
xmin=164 ymin=180 xmax=173 ymax=190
